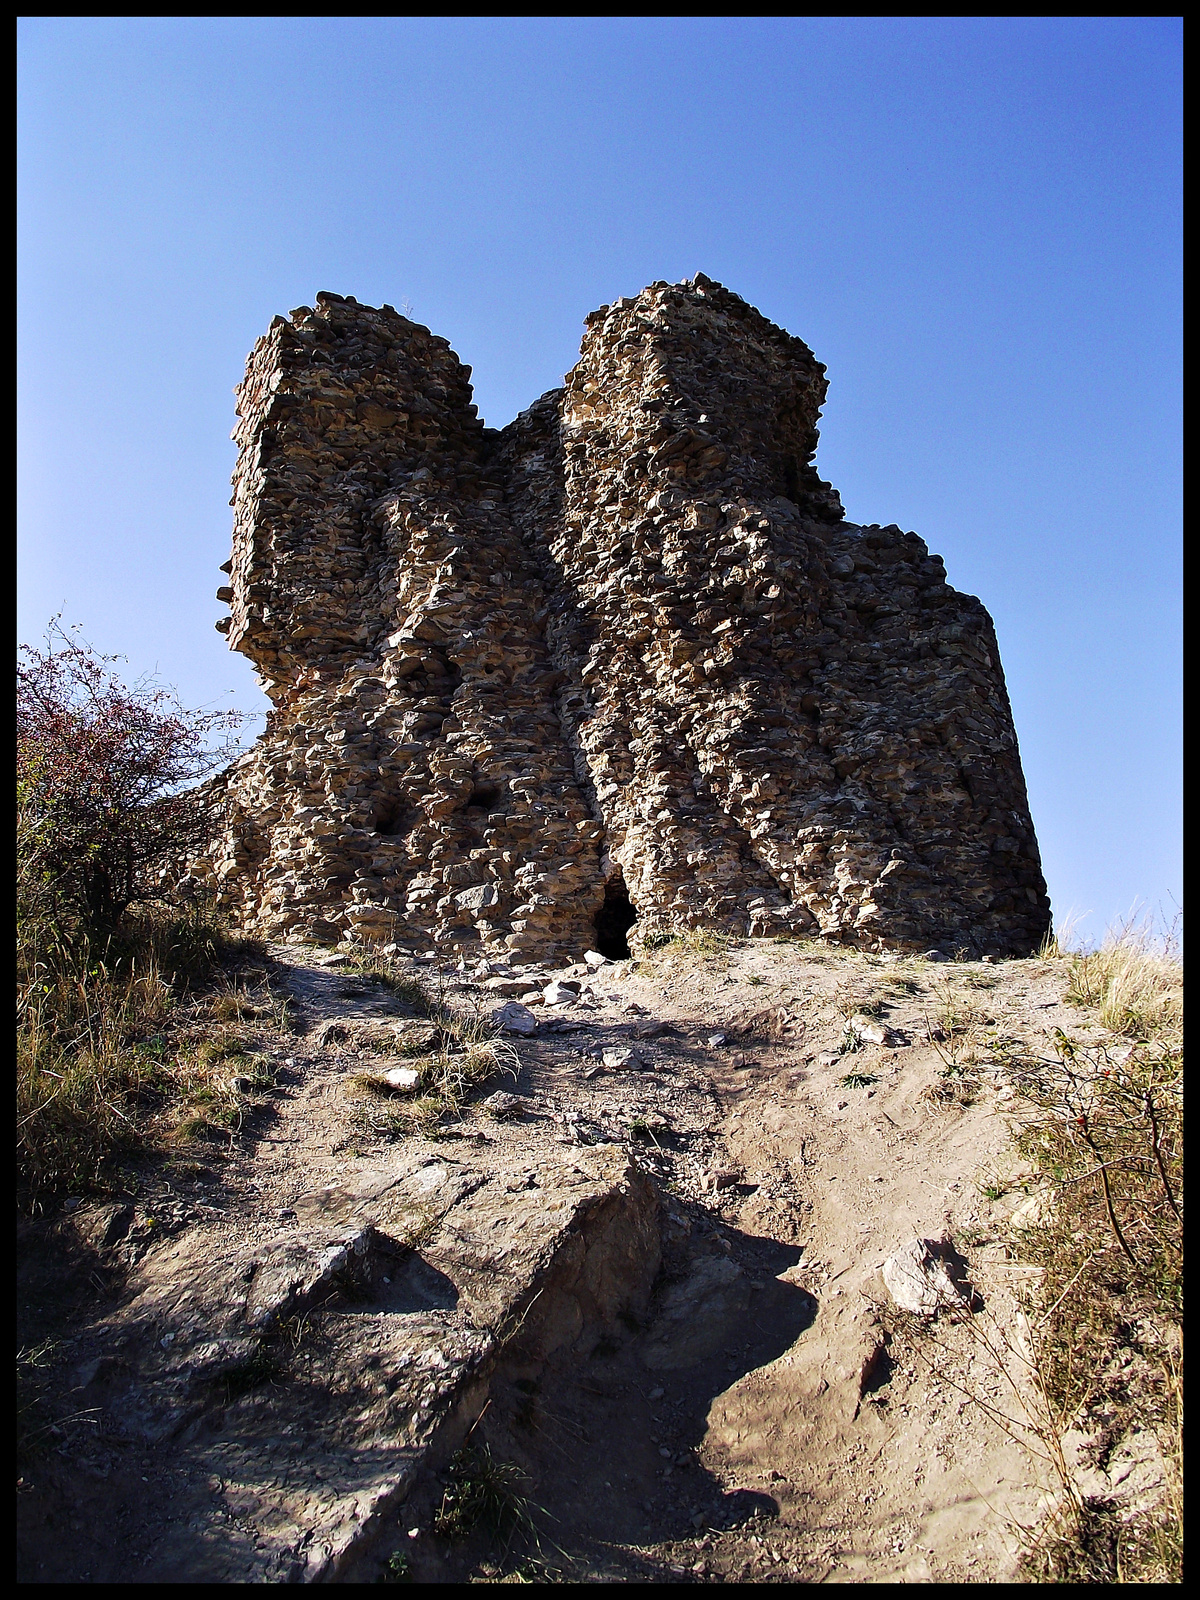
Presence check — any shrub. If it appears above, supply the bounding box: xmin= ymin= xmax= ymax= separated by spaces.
xmin=16 ymin=624 xmax=255 ymax=1199
xmin=17 ymin=620 xmax=244 ymax=947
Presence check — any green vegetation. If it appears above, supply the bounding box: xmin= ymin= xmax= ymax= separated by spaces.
xmin=379 ymin=1549 xmax=412 ymax=1582
xmin=433 ymin=1442 xmax=537 ymax=1543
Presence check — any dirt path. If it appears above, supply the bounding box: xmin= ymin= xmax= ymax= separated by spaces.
xmin=19 ymin=936 xmax=1091 ymax=1583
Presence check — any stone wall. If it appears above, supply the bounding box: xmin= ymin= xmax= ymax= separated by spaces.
xmin=206 ymin=279 xmax=1050 ymax=959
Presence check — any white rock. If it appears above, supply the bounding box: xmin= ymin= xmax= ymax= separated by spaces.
xmin=380 ymin=1066 xmax=421 ymax=1092
xmin=850 ymin=1013 xmax=899 ymax=1047
xmin=584 ymin=951 xmax=609 ymax=968
xmin=882 ymin=1238 xmax=971 ymax=1318
xmin=1009 ymin=1188 xmax=1055 ymax=1230
xmin=542 ymin=979 xmax=581 ymax=1005
xmin=491 ymin=1002 xmax=538 ymax=1035
xmin=601 ymin=1047 xmax=641 ymax=1071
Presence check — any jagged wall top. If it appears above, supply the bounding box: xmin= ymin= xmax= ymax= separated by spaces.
xmin=222 ymin=292 xmax=490 ymax=692
xmin=565 ymin=275 xmax=842 ymax=521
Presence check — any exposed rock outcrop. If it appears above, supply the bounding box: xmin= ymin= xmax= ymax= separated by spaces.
xmin=207 ymin=278 xmax=1050 ymax=959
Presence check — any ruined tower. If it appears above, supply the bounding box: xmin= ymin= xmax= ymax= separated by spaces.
xmin=206 ymin=278 xmax=1051 ymax=960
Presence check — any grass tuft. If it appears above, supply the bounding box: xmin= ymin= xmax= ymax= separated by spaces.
xmin=1064 ymin=918 xmax=1182 ymax=1041
xmin=433 ymin=1442 xmax=537 ymax=1543
xmin=339 ymin=960 xmax=519 ymax=1140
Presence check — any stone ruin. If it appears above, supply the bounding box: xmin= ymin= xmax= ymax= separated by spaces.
xmin=205 ymin=276 xmax=1051 ymax=961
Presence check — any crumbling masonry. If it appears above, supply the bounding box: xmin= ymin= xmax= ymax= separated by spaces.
xmin=206 ymin=277 xmax=1051 ymax=960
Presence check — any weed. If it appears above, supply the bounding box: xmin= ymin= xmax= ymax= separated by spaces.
xmin=881 ymin=977 xmax=921 ymax=999
xmin=920 ymin=1062 xmax=981 ymax=1108
xmin=348 ymin=1099 xmax=421 ymax=1143
xmin=833 ymin=987 xmax=882 ymax=1022
xmin=653 ymin=927 xmax=733 ymax=966
xmin=834 ymin=1019 xmax=868 ymax=1056
xmin=358 ymin=967 xmax=432 ymax=1012
xmin=220 ymin=1339 xmax=284 ymax=1398
xmin=395 ymin=1203 xmax=439 ymax=1252
xmin=17 ymin=1338 xmax=63 ymax=1456
xmin=194 ymin=1030 xmax=255 ymax=1066
xmin=838 ymin=1071 xmax=878 ymax=1089
xmin=745 ymin=974 xmax=765 ymax=986
xmin=957 ymin=1224 xmax=995 ymax=1249
xmin=379 ymin=1549 xmax=411 ymax=1583
xmin=338 ymin=966 xmax=518 ymax=1139
xmin=958 ymin=968 xmax=1001 ymax=990
xmin=433 ymin=1443 xmax=537 ymax=1543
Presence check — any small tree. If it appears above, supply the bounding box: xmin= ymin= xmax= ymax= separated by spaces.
xmin=17 ymin=621 xmax=246 ymax=948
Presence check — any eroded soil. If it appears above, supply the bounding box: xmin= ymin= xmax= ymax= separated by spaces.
xmin=18 ymin=936 xmax=1104 ymax=1583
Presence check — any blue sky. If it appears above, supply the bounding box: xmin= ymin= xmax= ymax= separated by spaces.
xmin=18 ymin=17 xmax=1181 ymax=947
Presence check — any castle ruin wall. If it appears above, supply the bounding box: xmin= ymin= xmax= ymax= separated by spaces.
xmin=206 ymin=279 xmax=1051 ymax=960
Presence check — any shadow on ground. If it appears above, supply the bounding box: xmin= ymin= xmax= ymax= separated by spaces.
xmin=386 ymin=1225 xmax=816 ymax=1582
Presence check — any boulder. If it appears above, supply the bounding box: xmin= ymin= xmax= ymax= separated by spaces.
xmin=882 ymin=1238 xmax=974 ymax=1318
xmin=491 ymin=1002 xmax=538 ymax=1035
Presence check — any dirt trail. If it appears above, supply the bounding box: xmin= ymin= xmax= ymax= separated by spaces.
xmin=19 ymin=937 xmax=1093 ymax=1583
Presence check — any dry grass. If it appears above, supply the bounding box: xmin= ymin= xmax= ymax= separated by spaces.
xmin=17 ymin=908 xmax=270 ymax=1200
xmin=639 ymin=926 xmax=735 ymax=975
xmin=892 ymin=918 xmax=1182 ymax=1581
xmin=340 ymin=957 xmax=519 ymax=1139
xmin=1065 ymin=919 xmax=1182 ymax=1040
xmin=1009 ymin=919 xmax=1182 ymax=1582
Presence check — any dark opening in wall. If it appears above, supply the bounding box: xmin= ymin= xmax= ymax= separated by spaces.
xmin=594 ymin=874 xmax=638 ymax=959
xmin=371 ymin=803 xmax=416 ymax=837
xmin=465 ymin=782 xmax=503 ymax=813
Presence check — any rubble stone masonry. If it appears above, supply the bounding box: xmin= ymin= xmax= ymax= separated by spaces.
xmin=206 ymin=277 xmax=1050 ymax=960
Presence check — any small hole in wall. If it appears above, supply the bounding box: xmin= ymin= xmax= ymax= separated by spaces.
xmin=594 ymin=875 xmax=638 ymax=960
xmin=464 ymin=783 xmax=503 ymax=813
xmin=372 ymin=804 xmax=416 ymax=837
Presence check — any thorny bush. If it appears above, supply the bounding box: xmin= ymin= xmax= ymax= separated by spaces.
xmin=17 ymin=620 xmax=245 ymax=945
xmin=17 ymin=622 xmax=255 ymax=1199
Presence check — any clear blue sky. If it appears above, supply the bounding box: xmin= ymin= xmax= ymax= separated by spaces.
xmin=18 ymin=17 xmax=1181 ymax=948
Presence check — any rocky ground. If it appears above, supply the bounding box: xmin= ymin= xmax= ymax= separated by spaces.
xmin=17 ymin=935 xmax=1148 ymax=1584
